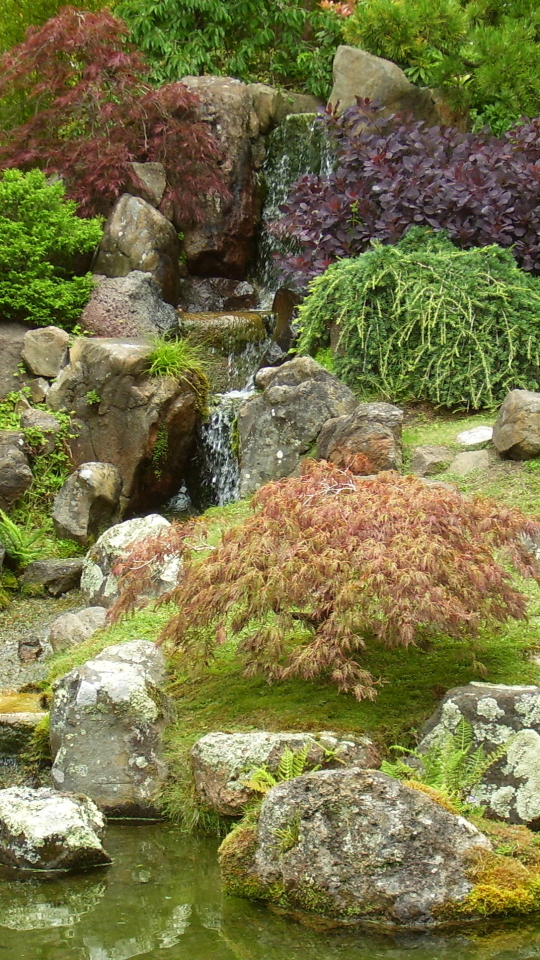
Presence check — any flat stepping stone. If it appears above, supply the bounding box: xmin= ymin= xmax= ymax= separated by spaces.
xmin=455 ymin=425 xmax=493 ymax=448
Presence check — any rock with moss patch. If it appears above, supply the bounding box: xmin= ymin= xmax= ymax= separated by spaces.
xmin=419 ymin=682 xmax=540 ymax=826
xmin=192 ymin=730 xmax=379 ymax=816
xmin=50 ymin=639 xmax=174 ymax=817
xmin=219 ymin=767 xmax=491 ymax=928
xmin=0 ymin=786 xmax=111 ymax=872
xmin=0 ymin=712 xmax=47 ymax=758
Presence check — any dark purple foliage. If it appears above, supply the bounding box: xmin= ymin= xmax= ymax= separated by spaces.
xmin=274 ymin=100 xmax=540 ymax=286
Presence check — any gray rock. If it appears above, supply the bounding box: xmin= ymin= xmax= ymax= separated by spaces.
xmin=419 ymin=682 xmax=540 ymax=825
xmin=52 ymin=462 xmax=122 ymax=545
xmin=129 ymin=161 xmax=167 ymax=208
xmin=80 ymin=271 xmax=178 ymax=338
xmin=50 ymin=639 xmax=173 ymax=817
xmin=46 ymin=336 xmax=198 ymax=514
xmin=81 ymin=514 xmax=180 ymax=608
xmin=329 ymin=45 xmax=439 ymax=122
xmin=0 ymin=712 xmax=47 ymax=758
xmin=93 ymin=194 xmax=181 ymax=305
xmin=317 ymin=402 xmax=403 ymax=473
xmin=448 ymin=450 xmax=489 ymax=476
xmin=20 ymin=558 xmax=84 ymax=597
xmin=248 ymin=83 xmax=323 ymax=132
xmin=220 ymin=767 xmax=490 ymax=928
xmin=0 ymin=786 xmax=111 ymax=872
xmin=455 ymin=425 xmax=493 ymax=449
xmin=493 ymin=389 xmax=540 ymax=460
xmin=178 ymin=277 xmax=258 ymax=313
xmin=238 ymin=357 xmax=358 ymax=496
xmin=192 ymin=730 xmax=379 ymax=816
xmin=48 ymin=606 xmax=107 ymax=653
xmin=18 ymin=635 xmax=44 ymax=662
xmin=0 ymin=430 xmax=33 ymax=508
xmin=28 ymin=378 xmax=50 ymax=404
xmin=410 ymin=445 xmax=453 ymax=477
xmin=20 ymin=407 xmax=61 ymax=454
xmin=0 ymin=323 xmax=32 ymax=398
xmin=21 ymin=326 xmax=69 ymax=378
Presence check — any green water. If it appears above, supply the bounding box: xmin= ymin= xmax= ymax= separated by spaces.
xmin=1 ymin=824 xmax=540 ymax=960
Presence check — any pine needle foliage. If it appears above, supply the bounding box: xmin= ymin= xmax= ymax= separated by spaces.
xmin=297 ymin=229 xmax=540 ymax=409
xmin=111 ymin=461 xmax=540 ymax=701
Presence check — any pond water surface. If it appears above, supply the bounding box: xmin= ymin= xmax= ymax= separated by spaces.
xmin=1 ymin=824 xmax=540 ymax=960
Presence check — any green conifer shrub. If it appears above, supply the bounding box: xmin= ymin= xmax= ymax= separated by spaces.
xmin=296 ymin=229 xmax=540 ymax=409
xmin=0 ymin=168 xmax=102 ymax=329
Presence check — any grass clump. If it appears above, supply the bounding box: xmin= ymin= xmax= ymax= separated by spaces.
xmin=298 ymin=229 xmax=540 ymax=410
xmin=147 ymin=335 xmax=209 ymax=411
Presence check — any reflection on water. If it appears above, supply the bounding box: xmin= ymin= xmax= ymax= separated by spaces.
xmin=1 ymin=824 xmax=540 ymax=960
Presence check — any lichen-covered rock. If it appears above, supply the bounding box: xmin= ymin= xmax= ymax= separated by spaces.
xmin=493 ymin=390 xmax=540 ymax=460
xmin=47 ymin=336 xmax=198 ymax=514
xmin=0 ymin=787 xmax=111 ymax=872
xmin=192 ymin=731 xmax=379 ymax=816
xmin=80 ymin=272 xmax=179 ymax=339
xmin=20 ymin=558 xmax=84 ymax=597
xmin=52 ymin=462 xmax=122 ymax=545
xmin=0 ymin=430 xmax=33 ymax=508
xmin=50 ymin=639 xmax=174 ymax=817
xmin=238 ymin=357 xmax=358 ymax=496
xmin=219 ymin=768 xmax=490 ymax=928
xmin=0 ymin=712 xmax=46 ymax=758
xmin=419 ymin=682 xmax=540 ymax=825
xmin=81 ymin=514 xmax=180 ymax=608
xmin=93 ymin=194 xmax=181 ymax=305
xmin=21 ymin=326 xmax=69 ymax=378
xmin=317 ymin=402 xmax=403 ymax=473
xmin=48 ymin=606 xmax=107 ymax=653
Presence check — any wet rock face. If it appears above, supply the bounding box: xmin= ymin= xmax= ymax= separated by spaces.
xmin=93 ymin=194 xmax=181 ymax=305
xmin=0 ymin=787 xmax=111 ymax=872
xmin=192 ymin=731 xmax=379 ymax=816
xmin=0 ymin=430 xmax=33 ymax=509
xmin=52 ymin=461 xmax=123 ymax=545
xmin=237 ymin=357 xmax=358 ymax=496
xmin=419 ymin=683 xmax=540 ymax=826
xmin=493 ymin=389 xmax=540 ymax=460
xmin=80 ymin=514 xmax=180 ymax=609
xmin=179 ymin=76 xmax=261 ymax=279
xmin=47 ymin=337 xmax=198 ymax=514
xmin=50 ymin=639 xmax=174 ymax=818
xmin=317 ymin=402 xmax=403 ymax=473
xmin=220 ymin=768 xmax=490 ymax=928
xmin=80 ymin=272 xmax=179 ymax=338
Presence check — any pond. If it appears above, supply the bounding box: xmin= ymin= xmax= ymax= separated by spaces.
xmin=1 ymin=824 xmax=540 ymax=960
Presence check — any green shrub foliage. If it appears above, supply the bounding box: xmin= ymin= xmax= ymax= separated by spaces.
xmin=110 ymin=461 xmax=540 ymax=700
xmin=0 ymin=0 xmax=112 ymax=54
xmin=117 ymin=0 xmax=342 ymax=98
xmin=0 ymin=168 xmax=102 ymax=329
xmin=342 ymin=0 xmax=540 ymax=133
xmin=297 ymin=229 xmax=540 ymax=409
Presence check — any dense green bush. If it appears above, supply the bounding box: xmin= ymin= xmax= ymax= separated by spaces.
xmin=117 ymin=0 xmax=342 ymax=98
xmin=0 ymin=168 xmax=102 ymax=329
xmin=342 ymin=0 xmax=540 ymax=133
xmin=297 ymin=229 xmax=540 ymax=409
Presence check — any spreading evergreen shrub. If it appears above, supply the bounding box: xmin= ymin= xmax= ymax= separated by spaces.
xmin=0 ymin=168 xmax=102 ymax=329
xmin=275 ymin=101 xmax=540 ymax=286
xmin=116 ymin=0 xmax=342 ymax=98
xmin=297 ymin=229 xmax=540 ymax=409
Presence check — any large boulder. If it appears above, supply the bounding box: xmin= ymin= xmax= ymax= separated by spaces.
xmin=237 ymin=357 xmax=358 ymax=496
xmin=0 ymin=323 xmax=32 ymax=398
xmin=21 ymin=326 xmax=69 ymax=379
xmin=192 ymin=731 xmax=379 ymax=816
xmin=493 ymin=389 xmax=540 ymax=460
xmin=0 ymin=430 xmax=33 ymax=508
xmin=50 ymin=639 xmax=173 ymax=817
xmin=47 ymin=337 xmax=199 ymax=514
xmin=329 ymin=45 xmax=440 ymax=121
xmin=0 ymin=787 xmax=111 ymax=872
xmin=52 ymin=462 xmax=123 ymax=545
xmin=81 ymin=514 xmax=180 ymax=608
xmin=219 ymin=767 xmax=491 ymax=928
xmin=93 ymin=195 xmax=181 ymax=305
xmin=80 ymin=272 xmax=178 ymax=338
xmin=419 ymin=683 xmax=540 ymax=826
xmin=179 ymin=76 xmax=261 ymax=278
xmin=317 ymin=401 xmax=403 ymax=473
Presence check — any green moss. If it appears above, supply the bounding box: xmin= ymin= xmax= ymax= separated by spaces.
xmin=218 ymin=824 xmax=285 ymax=903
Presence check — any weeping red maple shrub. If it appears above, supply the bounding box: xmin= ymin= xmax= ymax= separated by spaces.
xmin=0 ymin=7 xmax=226 ymax=222
xmin=111 ymin=461 xmax=540 ymax=700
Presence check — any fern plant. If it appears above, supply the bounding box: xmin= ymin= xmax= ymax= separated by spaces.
xmin=0 ymin=508 xmax=44 ymax=568
xmin=382 ymin=717 xmax=513 ymax=814
xmin=242 ymin=744 xmax=312 ymax=798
